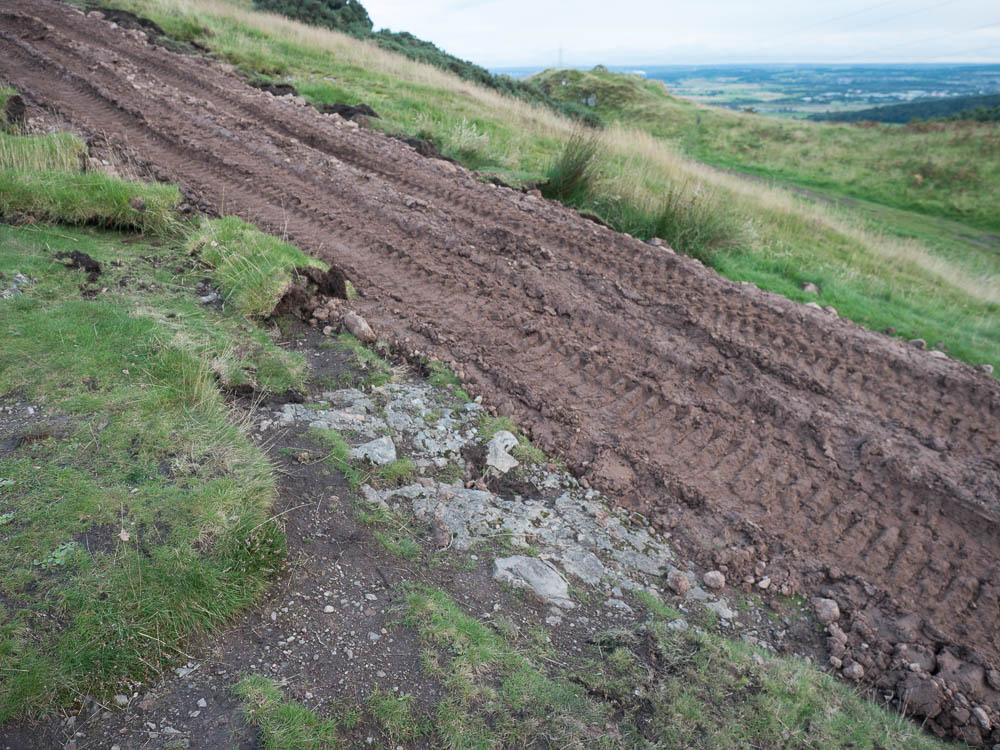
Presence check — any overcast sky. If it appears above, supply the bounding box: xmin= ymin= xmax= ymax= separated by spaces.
xmin=361 ymin=0 xmax=1000 ymax=68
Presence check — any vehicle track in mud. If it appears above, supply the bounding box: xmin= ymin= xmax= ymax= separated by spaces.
xmin=2 ymin=2 xmax=999 ymax=743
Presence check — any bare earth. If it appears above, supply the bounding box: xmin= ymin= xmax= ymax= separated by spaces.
xmin=1 ymin=1 xmax=999 ymax=744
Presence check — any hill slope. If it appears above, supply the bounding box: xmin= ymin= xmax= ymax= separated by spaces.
xmin=531 ymin=66 xmax=1000 ymax=232
xmin=809 ymin=92 xmax=1000 ymax=123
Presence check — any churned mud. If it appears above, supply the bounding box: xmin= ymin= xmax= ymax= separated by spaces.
xmin=1 ymin=1 xmax=999 ymax=744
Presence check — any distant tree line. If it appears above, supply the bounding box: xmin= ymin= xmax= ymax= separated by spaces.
xmin=809 ymin=93 xmax=1000 ymax=124
xmin=252 ymin=0 xmax=602 ymax=127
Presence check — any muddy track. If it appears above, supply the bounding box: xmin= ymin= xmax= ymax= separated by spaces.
xmin=2 ymin=2 xmax=1000 ymax=742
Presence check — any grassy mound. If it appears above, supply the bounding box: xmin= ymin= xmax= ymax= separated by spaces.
xmin=532 ymin=66 xmax=1000 ymax=233
xmin=186 ymin=215 xmax=328 ymax=317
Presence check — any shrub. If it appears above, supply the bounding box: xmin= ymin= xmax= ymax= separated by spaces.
xmin=541 ymin=130 xmax=602 ymax=203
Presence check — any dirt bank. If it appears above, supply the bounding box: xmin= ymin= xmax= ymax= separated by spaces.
xmin=1 ymin=2 xmax=998 ymax=743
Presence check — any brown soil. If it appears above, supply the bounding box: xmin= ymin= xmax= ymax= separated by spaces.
xmin=1 ymin=2 xmax=999 ymax=743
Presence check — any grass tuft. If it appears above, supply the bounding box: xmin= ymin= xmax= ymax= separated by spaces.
xmin=186 ymin=216 xmax=327 ymax=317
xmin=541 ymin=130 xmax=601 ymax=204
xmin=234 ymin=675 xmax=340 ymax=750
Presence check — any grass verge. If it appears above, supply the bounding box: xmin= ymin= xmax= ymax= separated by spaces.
xmin=400 ymin=586 xmax=952 ymax=749
xmin=0 ymin=124 xmax=314 ymax=717
xmin=0 ymin=131 xmax=179 ymax=233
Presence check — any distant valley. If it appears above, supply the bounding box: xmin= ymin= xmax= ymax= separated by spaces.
xmin=496 ymin=63 xmax=1000 ymax=119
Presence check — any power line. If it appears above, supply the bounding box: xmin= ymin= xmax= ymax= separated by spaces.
xmin=838 ymin=18 xmax=1000 ymax=61
xmin=827 ymin=0 xmax=964 ymax=38
xmin=744 ymin=0 xmax=903 ymax=56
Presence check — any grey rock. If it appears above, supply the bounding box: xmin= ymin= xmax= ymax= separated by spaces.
xmin=686 ymin=585 xmax=711 ymax=601
xmin=486 ymin=430 xmax=519 ymax=474
xmin=1 ymin=272 xmax=32 ymax=299
xmin=928 ymin=350 xmax=948 ymax=360
xmin=493 ymin=555 xmax=574 ymax=609
xmin=667 ymin=618 xmax=689 ymax=632
xmin=973 ymin=706 xmax=991 ymax=731
xmin=977 ymin=364 xmax=994 ymax=375
xmin=604 ymin=598 xmax=633 ymax=613
xmin=613 ymin=545 xmax=670 ymax=576
xmin=114 ymin=694 xmax=129 ymax=707
xmin=350 ymin=436 xmax=397 ymax=466
xmin=705 ymin=599 xmax=735 ymax=621
xmin=561 ymin=548 xmax=606 ymax=585
xmin=804 ymin=301 xmax=823 ymax=310
xmin=842 ymin=661 xmax=865 ymax=681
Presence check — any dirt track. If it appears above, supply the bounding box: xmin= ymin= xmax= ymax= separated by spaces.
xmin=2 ymin=1 xmax=999 ymax=742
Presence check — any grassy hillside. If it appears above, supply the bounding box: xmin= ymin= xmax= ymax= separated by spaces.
xmin=532 ymin=67 xmax=1000 ymax=233
xmin=809 ymin=92 xmax=1000 ymax=124
xmin=96 ymin=0 xmax=1000 ymax=372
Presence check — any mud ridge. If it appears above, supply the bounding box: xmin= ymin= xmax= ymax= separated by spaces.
xmin=1 ymin=1 xmax=999 ymax=743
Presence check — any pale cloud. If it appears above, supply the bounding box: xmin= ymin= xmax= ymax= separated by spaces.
xmin=361 ymin=0 xmax=1000 ymax=66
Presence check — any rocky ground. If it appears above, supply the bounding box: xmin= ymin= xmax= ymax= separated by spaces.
xmin=1 ymin=326 xmax=829 ymax=750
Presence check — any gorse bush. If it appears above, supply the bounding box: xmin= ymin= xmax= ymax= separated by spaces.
xmin=253 ymin=0 xmax=373 ymax=36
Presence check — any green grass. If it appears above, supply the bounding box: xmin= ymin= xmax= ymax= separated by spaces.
xmin=0 ymin=130 xmax=309 ymax=718
xmin=0 ymin=169 xmax=180 ymax=233
xmin=357 ymin=502 xmax=422 ymax=560
xmin=401 ymin=585 xmax=951 ymax=749
xmin=0 ymin=225 xmax=299 ymax=719
xmin=403 ymin=586 xmax=615 ymax=749
xmin=186 ymin=215 xmax=327 ymax=317
xmin=333 ymin=333 xmax=395 ymax=387
xmin=425 ymin=361 xmax=472 ymax=403
xmin=0 ymin=132 xmax=86 ymax=172
xmin=580 ymin=621 xmax=948 ymax=749
xmin=234 ymin=675 xmax=341 ymax=750
xmin=477 ymin=414 xmax=546 ymax=466
xmin=533 ymin=67 xmax=1000 ymax=233
xmin=0 ymin=131 xmax=179 ymax=233
xmin=306 ymin=427 xmax=364 ymax=487
xmin=375 ymin=457 xmax=416 ymax=486
xmin=0 ymin=87 xmax=20 ymax=132
xmin=366 ymin=690 xmax=424 ymax=743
